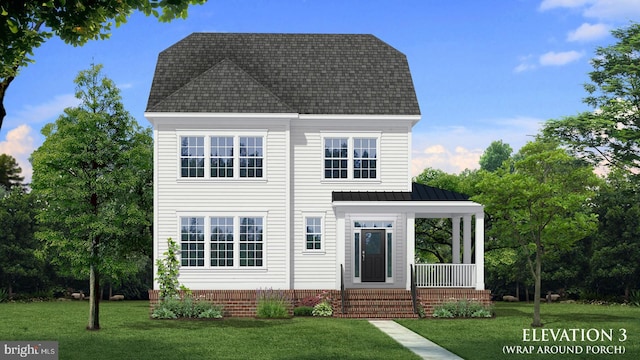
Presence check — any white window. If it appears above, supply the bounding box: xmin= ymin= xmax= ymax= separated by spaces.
xmin=210 ymin=217 xmax=234 ymax=266
xmin=305 ymin=217 xmax=323 ymax=251
xmin=324 ymin=138 xmax=348 ymax=179
xmin=180 ymin=137 xmax=205 ymax=178
xmin=180 ymin=217 xmax=205 ymax=266
xmin=239 ymin=217 xmax=264 ymax=267
xmin=179 ymin=215 xmax=265 ymax=268
xmin=210 ymin=137 xmax=234 ymax=178
xmin=179 ymin=134 xmax=265 ymax=179
xmin=323 ymin=136 xmax=378 ymax=180
xmin=239 ymin=137 xmax=264 ymax=178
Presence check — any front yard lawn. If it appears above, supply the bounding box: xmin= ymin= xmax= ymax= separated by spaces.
xmin=0 ymin=301 xmax=419 ymax=360
xmin=397 ymin=302 xmax=640 ymax=360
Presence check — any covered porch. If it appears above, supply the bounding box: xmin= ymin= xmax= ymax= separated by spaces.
xmin=333 ymin=183 xmax=485 ymax=291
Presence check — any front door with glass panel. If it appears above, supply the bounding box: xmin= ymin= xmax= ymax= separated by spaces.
xmin=361 ymin=229 xmax=386 ymax=282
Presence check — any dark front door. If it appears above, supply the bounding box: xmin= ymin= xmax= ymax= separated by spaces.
xmin=361 ymin=229 xmax=385 ymax=282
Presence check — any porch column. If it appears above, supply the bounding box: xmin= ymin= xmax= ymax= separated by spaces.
xmin=474 ymin=211 xmax=485 ymax=290
xmin=463 ymin=214 xmax=472 ymax=264
xmin=452 ymin=216 xmax=461 ymax=264
xmin=336 ymin=213 xmax=346 ymax=291
xmin=406 ymin=213 xmax=415 ymax=290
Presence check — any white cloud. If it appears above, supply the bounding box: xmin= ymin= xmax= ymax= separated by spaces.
xmin=0 ymin=125 xmax=36 ymax=184
xmin=539 ymin=50 xmax=584 ymax=66
xmin=411 ymin=117 xmax=543 ymax=176
xmin=6 ymin=93 xmax=80 ymax=128
xmin=582 ymin=0 xmax=640 ymax=21
xmin=514 ymin=55 xmax=537 ymax=73
xmin=540 ymin=0 xmax=640 ymax=21
xmin=567 ymin=23 xmax=610 ymax=42
xmin=539 ymin=0 xmax=592 ymax=11
xmin=0 ymin=93 xmax=79 ymax=184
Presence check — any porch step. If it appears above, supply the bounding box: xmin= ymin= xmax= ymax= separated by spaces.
xmin=337 ymin=289 xmax=419 ymax=319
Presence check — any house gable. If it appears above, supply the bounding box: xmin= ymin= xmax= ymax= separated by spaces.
xmin=146 ymin=33 xmax=421 ymax=116
xmin=147 ymin=59 xmax=293 ymax=113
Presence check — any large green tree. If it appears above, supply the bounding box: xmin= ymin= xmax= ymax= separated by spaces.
xmin=0 ymin=0 xmax=205 ymax=130
xmin=543 ymin=23 xmax=640 ymax=172
xmin=479 ymin=140 xmax=513 ymax=172
xmin=31 ymin=64 xmax=152 ymax=330
xmin=475 ymin=139 xmax=601 ymax=326
xmin=0 ymin=154 xmax=24 ymax=190
xmin=0 ymin=187 xmax=43 ymax=297
xmin=588 ymin=169 xmax=640 ymax=299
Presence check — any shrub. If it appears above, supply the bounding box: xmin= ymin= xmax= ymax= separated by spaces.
xmin=0 ymin=288 xmax=8 ymax=303
xmin=471 ymin=308 xmax=493 ymax=318
xmin=629 ymin=289 xmax=640 ymax=307
xmin=432 ymin=299 xmax=493 ymax=318
xmin=432 ymin=308 xmax=454 ymax=318
xmin=312 ymin=301 xmax=333 ymax=317
xmin=198 ymin=307 xmax=223 ymax=319
xmin=256 ymin=288 xmax=290 ymax=319
xmin=293 ymin=306 xmax=314 ymax=316
xmin=152 ymin=296 xmax=223 ymax=319
xmin=151 ymin=307 xmax=178 ymax=319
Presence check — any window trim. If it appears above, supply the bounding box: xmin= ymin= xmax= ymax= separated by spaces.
xmin=320 ymin=132 xmax=381 ymax=182
xmin=177 ymin=131 xmax=267 ymax=181
xmin=302 ymin=214 xmax=325 ymax=254
xmin=177 ymin=213 xmax=267 ymax=269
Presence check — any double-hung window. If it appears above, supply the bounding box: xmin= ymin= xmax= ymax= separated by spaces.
xmin=305 ymin=217 xmax=323 ymax=251
xmin=323 ymin=135 xmax=378 ymax=180
xmin=210 ymin=137 xmax=234 ymax=178
xmin=179 ymin=134 xmax=264 ymax=179
xmin=181 ymin=217 xmax=205 ymax=266
xmin=181 ymin=137 xmax=205 ymax=178
xmin=180 ymin=215 xmax=265 ymax=268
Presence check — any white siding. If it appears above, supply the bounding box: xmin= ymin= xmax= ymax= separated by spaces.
xmin=291 ymin=119 xmax=413 ymax=289
xmin=150 ymin=114 xmax=416 ymax=291
xmin=152 ymin=117 xmax=291 ymax=290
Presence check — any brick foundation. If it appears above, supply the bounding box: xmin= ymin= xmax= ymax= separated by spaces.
xmin=149 ymin=288 xmax=491 ymax=318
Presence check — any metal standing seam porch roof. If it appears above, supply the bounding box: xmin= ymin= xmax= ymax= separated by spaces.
xmin=332 ymin=183 xmax=470 ymax=202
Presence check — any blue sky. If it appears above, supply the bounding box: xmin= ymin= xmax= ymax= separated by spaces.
xmin=2 ymin=0 xmax=640 ymax=183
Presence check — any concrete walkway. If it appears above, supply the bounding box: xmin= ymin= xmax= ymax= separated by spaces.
xmin=369 ymin=320 xmax=463 ymax=360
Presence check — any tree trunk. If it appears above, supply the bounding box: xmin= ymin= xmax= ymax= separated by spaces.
xmin=0 ymin=78 xmax=12 ymax=131
xmin=87 ymin=263 xmax=100 ymax=330
xmin=516 ymin=282 xmax=520 ymax=300
xmin=532 ymin=248 xmax=543 ymax=327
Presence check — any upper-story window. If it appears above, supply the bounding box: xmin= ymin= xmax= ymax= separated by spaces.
xmin=323 ymin=136 xmax=378 ymax=180
xmin=179 ymin=135 xmax=264 ymax=179
xmin=239 ymin=137 xmax=263 ymax=178
xmin=210 ymin=136 xmax=234 ymax=178
xmin=181 ymin=137 xmax=205 ymax=178
xmin=324 ymin=138 xmax=348 ymax=179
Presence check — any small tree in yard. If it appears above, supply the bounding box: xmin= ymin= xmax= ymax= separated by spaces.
xmin=31 ymin=64 xmax=152 ymax=330
xmin=156 ymin=238 xmax=181 ymax=300
xmin=475 ymin=139 xmax=601 ymax=327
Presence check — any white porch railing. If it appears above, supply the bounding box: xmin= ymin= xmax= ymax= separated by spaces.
xmin=414 ymin=264 xmax=476 ymax=288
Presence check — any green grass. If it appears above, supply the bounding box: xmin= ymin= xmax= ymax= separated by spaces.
xmin=397 ymin=302 xmax=640 ymax=360
xmin=0 ymin=301 xmax=419 ymax=360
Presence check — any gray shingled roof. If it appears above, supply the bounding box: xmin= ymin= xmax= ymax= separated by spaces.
xmin=146 ymin=33 xmax=421 ymax=115
xmin=332 ymin=183 xmax=470 ymax=202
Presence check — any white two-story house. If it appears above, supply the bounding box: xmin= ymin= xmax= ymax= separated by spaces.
xmin=145 ymin=33 xmax=489 ymax=317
